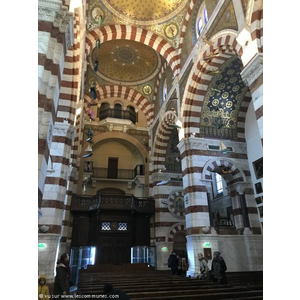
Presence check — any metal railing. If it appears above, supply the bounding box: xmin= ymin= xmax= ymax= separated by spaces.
xmin=99 ymin=108 xmax=137 ymax=124
xmin=92 ymin=165 xmax=145 ymax=180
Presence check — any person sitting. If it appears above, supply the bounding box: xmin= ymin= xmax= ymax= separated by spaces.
xmin=38 ymin=274 xmax=49 ymax=299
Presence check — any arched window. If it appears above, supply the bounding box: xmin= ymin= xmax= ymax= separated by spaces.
xmin=163 ymin=78 xmax=168 ymax=102
xmin=99 ymin=102 xmax=110 ymax=120
xmin=204 ymin=8 xmax=208 ymax=24
xmin=114 ymin=103 xmax=122 ymax=119
xmin=215 ymin=173 xmax=223 ymax=194
xmin=197 ymin=17 xmax=203 ymax=36
xmin=126 ymin=106 xmax=137 ymax=123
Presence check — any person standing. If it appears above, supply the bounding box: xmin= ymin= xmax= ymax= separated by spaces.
xmin=168 ymin=251 xmax=178 ymax=275
xmin=53 ymin=253 xmax=71 ymax=297
xmin=38 ymin=274 xmax=49 ymax=299
xmin=211 ymin=251 xmax=227 ymax=284
xmin=177 ymin=254 xmax=183 ymax=275
xmin=198 ymin=253 xmax=209 ymax=280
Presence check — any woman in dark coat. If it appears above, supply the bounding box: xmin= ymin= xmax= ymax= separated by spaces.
xmin=211 ymin=251 xmax=227 ymax=284
xmin=168 ymin=251 xmax=178 ymax=275
xmin=53 ymin=253 xmax=71 ymax=297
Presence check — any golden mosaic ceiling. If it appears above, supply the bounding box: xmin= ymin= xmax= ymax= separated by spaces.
xmin=90 ymin=39 xmax=161 ymax=85
xmin=101 ymin=0 xmax=189 ymax=25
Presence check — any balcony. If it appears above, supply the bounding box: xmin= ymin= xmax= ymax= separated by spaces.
xmin=71 ymin=194 xmax=155 ymax=214
xmin=92 ymin=165 xmax=144 ymax=180
xmin=99 ymin=108 xmax=137 ymax=124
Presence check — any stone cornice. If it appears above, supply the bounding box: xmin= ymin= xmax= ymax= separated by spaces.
xmin=38 ymin=0 xmax=73 ymax=33
xmin=53 ymin=121 xmax=77 ymax=140
xmin=241 ymin=53 xmax=263 ymax=87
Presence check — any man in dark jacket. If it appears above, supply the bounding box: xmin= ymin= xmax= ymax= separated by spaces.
xmin=211 ymin=251 xmax=227 ymax=284
xmin=168 ymin=251 xmax=178 ymax=275
xmin=53 ymin=253 xmax=71 ymax=296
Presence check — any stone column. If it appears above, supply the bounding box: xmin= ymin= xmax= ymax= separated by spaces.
xmin=241 ymin=53 xmax=263 ymax=145
xmin=177 ymin=137 xmax=212 ymax=277
xmin=38 ymin=122 xmax=76 ymax=283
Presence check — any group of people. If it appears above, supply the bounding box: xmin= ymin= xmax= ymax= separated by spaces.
xmin=38 ymin=253 xmax=71 ymax=299
xmin=167 ymin=251 xmax=188 ymax=275
xmin=168 ymin=250 xmax=228 ymax=284
xmin=39 ymin=253 xmax=130 ymax=299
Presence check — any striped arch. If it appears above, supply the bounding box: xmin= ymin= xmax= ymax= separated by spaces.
xmin=181 ymin=31 xmax=248 ymax=139
xmin=249 ymin=0 xmax=263 ymax=53
xmin=200 ymin=157 xmax=261 ymax=233
xmin=83 ymin=85 xmax=154 ymax=126
xmin=167 ymin=222 xmax=186 ymax=242
xmin=152 ymin=111 xmax=177 ymax=172
xmin=201 ymin=158 xmax=247 ymax=187
xmin=178 ymin=0 xmax=197 ymax=59
xmin=85 ymin=25 xmax=180 ymax=76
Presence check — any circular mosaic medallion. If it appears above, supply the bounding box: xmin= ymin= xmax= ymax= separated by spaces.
xmin=111 ymin=222 xmax=118 ymax=230
xmin=91 ymin=6 xmax=104 ymax=23
xmin=142 ymin=85 xmax=153 ymax=95
xmin=164 ymin=23 xmax=179 ymax=39
xmin=167 ymin=191 xmax=185 ymax=219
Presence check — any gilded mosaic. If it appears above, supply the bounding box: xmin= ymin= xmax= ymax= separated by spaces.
xmin=101 ymin=0 xmax=189 ymax=25
xmin=205 ymin=0 xmax=238 ymax=40
xmin=200 ymin=57 xmax=248 ymax=137
xmin=90 ymin=39 xmax=161 ymax=85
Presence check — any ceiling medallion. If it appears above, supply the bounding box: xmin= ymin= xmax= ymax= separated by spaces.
xmin=142 ymin=85 xmax=152 ymax=95
xmin=91 ymin=6 xmax=105 ymax=24
xmin=164 ymin=23 xmax=179 ymax=40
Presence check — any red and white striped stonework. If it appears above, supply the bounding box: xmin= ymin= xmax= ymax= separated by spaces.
xmin=152 ymin=61 xmax=168 ymax=103
xmin=59 ymin=11 xmax=82 ymax=250
xmin=83 ymin=85 xmax=154 ymax=126
xmin=85 ymin=25 xmax=181 ymax=76
xmin=250 ymin=0 xmax=263 ymax=54
xmin=178 ymin=0 xmax=197 ymax=60
xmin=167 ymin=223 xmax=186 ymax=242
xmin=181 ymin=34 xmax=244 ymax=139
xmin=151 ymin=111 xmax=177 ymax=174
xmin=38 ymin=6 xmax=74 ymax=207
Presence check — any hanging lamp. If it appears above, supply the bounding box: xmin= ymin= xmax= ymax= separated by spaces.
xmin=88 ymin=109 xmax=95 ymax=121
xmin=96 ymin=38 xmax=101 ymax=49
xmin=94 ymin=60 xmax=98 ymax=72
xmin=90 ymin=86 xmax=97 ymax=100
xmin=98 ymin=15 xmax=103 ymax=28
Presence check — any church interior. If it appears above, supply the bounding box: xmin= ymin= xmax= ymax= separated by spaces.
xmin=38 ymin=0 xmax=264 ymax=297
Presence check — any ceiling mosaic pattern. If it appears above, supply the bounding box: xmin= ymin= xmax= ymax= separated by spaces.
xmin=200 ymin=56 xmax=248 ymax=139
xmin=101 ymin=0 xmax=189 ymax=25
xmin=90 ymin=39 xmax=161 ymax=85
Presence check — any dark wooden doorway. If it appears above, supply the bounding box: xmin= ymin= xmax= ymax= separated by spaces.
xmin=97 ymin=234 xmax=130 ymax=264
xmin=107 ymin=157 xmax=118 ymax=179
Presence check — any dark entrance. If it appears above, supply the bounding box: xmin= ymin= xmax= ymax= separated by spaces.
xmin=107 ymin=157 xmax=118 ymax=179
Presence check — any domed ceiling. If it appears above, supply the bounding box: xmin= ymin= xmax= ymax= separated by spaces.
xmin=200 ymin=56 xmax=248 ymax=140
xmin=90 ymin=39 xmax=161 ymax=85
xmin=101 ymin=0 xmax=189 ymax=25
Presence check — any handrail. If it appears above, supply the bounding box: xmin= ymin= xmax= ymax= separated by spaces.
xmin=92 ymin=165 xmax=145 ymax=180
xmin=99 ymin=108 xmax=137 ymax=124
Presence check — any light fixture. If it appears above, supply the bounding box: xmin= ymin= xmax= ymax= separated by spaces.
xmin=98 ymin=15 xmax=103 ymax=27
xmin=94 ymin=60 xmax=98 ymax=72
xmin=86 ymin=127 xmax=94 ymax=143
xmin=219 ymin=141 xmax=229 ymax=154
xmin=221 ymin=166 xmax=231 ymax=174
xmin=90 ymin=86 xmax=97 ymax=100
xmin=82 ymin=144 xmax=93 ymax=158
xmin=96 ymin=38 xmax=101 ymax=49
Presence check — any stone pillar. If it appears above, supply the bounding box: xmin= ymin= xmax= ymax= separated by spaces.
xmin=38 ymin=122 xmax=76 ymax=283
xmin=177 ymin=137 xmax=212 ymax=277
xmin=241 ymin=53 xmax=263 ymax=145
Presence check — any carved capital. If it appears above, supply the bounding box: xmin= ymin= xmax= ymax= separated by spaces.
xmin=241 ymin=53 xmax=263 ymax=87
xmin=53 ymin=122 xmax=77 ymax=140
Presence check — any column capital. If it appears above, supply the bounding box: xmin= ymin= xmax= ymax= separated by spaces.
xmin=38 ymin=0 xmax=73 ymax=33
xmin=241 ymin=53 xmax=263 ymax=87
xmin=177 ymin=136 xmax=209 ymax=154
xmin=53 ymin=122 xmax=77 ymax=140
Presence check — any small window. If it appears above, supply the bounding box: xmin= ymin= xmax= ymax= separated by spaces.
xmin=215 ymin=173 xmax=223 ymax=194
xmin=197 ymin=17 xmax=203 ymax=36
xmin=118 ymin=223 xmax=128 ymax=231
xmin=163 ymin=78 xmax=167 ymax=102
xmin=101 ymin=222 xmax=111 ymax=230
